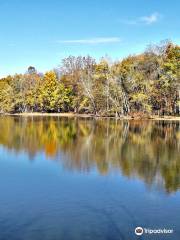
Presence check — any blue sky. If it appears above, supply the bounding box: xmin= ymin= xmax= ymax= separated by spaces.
xmin=0 ymin=0 xmax=179 ymax=77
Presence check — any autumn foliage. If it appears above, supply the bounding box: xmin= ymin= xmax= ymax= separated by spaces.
xmin=0 ymin=41 xmax=179 ymax=117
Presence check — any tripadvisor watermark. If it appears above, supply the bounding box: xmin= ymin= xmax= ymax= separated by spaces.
xmin=135 ymin=226 xmax=173 ymax=236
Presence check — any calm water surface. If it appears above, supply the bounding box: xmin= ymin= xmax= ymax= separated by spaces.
xmin=0 ymin=116 xmax=179 ymax=240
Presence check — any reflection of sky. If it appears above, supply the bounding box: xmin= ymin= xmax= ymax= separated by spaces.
xmin=0 ymin=141 xmax=179 ymax=195
xmin=0 ymin=144 xmax=180 ymax=239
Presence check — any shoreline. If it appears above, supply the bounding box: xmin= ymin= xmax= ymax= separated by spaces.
xmin=0 ymin=112 xmax=180 ymax=121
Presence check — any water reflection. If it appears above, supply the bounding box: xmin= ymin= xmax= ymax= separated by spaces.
xmin=0 ymin=116 xmax=179 ymax=193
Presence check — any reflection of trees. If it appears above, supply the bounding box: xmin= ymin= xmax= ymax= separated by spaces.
xmin=0 ymin=116 xmax=179 ymax=193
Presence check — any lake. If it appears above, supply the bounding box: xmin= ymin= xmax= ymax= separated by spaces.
xmin=0 ymin=116 xmax=179 ymax=240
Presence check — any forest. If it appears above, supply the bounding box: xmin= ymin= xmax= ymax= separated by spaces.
xmin=0 ymin=41 xmax=179 ymax=117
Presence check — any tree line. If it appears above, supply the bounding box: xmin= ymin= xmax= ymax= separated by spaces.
xmin=0 ymin=41 xmax=179 ymax=117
